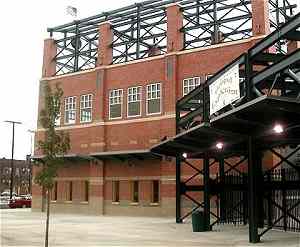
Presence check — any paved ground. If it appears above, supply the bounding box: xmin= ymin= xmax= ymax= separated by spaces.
xmin=0 ymin=209 xmax=299 ymax=247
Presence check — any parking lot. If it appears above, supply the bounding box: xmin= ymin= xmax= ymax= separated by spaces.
xmin=1 ymin=209 xmax=300 ymax=246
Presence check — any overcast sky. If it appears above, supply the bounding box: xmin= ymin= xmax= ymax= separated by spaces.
xmin=0 ymin=0 xmax=144 ymax=160
xmin=0 ymin=1 xmax=299 ymax=160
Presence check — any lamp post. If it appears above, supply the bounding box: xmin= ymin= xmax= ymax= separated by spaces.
xmin=4 ymin=120 xmax=22 ymax=199
xmin=27 ymin=129 xmax=35 ymax=194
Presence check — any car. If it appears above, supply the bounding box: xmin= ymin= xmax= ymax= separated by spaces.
xmin=8 ymin=196 xmax=31 ymax=208
xmin=1 ymin=191 xmax=17 ymax=197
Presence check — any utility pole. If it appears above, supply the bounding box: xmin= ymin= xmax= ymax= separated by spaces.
xmin=4 ymin=120 xmax=22 ymax=199
xmin=28 ymin=129 xmax=35 ymax=194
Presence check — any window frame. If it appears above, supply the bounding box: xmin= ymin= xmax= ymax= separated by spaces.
xmin=151 ymin=180 xmax=160 ymax=204
xmin=127 ymin=86 xmax=142 ymax=118
xmin=54 ymin=98 xmax=61 ymax=127
xmin=51 ymin=181 xmax=58 ymax=202
xmin=80 ymin=94 xmax=93 ymax=123
xmin=66 ymin=181 xmax=73 ymax=202
xmin=146 ymin=83 xmax=162 ymax=116
xmin=64 ymin=96 xmax=77 ymax=125
xmin=112 ymin=180 xmax=120 ymax=203
xmin=109 ymin=89 xmax=123 ymax=120
xmin=182 ymin=77 xmax=201 ymax=96
xmin=131 ymin=180 xmax=139 ymax=204
xmin=83 ymin=180 xmax=89 ymax=202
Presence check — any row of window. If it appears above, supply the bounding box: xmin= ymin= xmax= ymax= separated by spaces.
xmin=50 ymin=180 xmax=160 ymax=204
xmin=64 ymin=94 xmax=92 ymax=124
xmin=112 ymin=180 xmax=160 ymax=204
xmin=57 ymin=77 xmax=210 ymax=125
xmin=51 ymin=181 xmax=89 ymax=202
xmin=109 ymin=83 xmax=161 ymax=119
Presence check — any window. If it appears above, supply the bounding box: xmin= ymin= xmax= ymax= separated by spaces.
xmin=151 ymin=180 xmax=160 ymax=204
xmin=84 ymin=180 xmax=89 ymax=202
xmin=80 ymin=94 xmax=93 ymax=123
xmin=146 ymin=83 xmax=161 ymax=115
xmin=183 ymin=77 xmax=201 ymax=96
xmin=67 ymin=181 xmax=73 ymax=201
xmin=51 ymin=181 xmax=57 ymax=201
xmin=65 ymin=96 xmax=76 ymax=124
xmin=131 ymin=181 xmax=139 ymax=203
xmin=206 ymin=74 xmax=213 ymax=81
xmin=127 ymin=86 xmax=142 ymax=117
xmin=54 ymin=99 xmax=61 ymax=126
xmin=112 ymin=181 xmax=120 ymax=203
xmin=109 ymin=89 xmax=123 ymax=119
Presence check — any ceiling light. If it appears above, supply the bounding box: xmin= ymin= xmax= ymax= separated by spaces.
xmin=273 ymin=124 xmax=284 ymax=134
xmin=216 ymin=142 xmax=224 ymax=150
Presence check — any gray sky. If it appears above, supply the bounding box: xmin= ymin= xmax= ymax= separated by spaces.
xmin=0 ymin=0 xmax=143 ymax=160
xmin=0 ymin=1 xmax=299 ymax=160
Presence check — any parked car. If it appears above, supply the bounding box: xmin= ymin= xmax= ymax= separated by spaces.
xmin=8 ymin=196 xmax=31 ymax=208
xmin=1 ymin=191 xmax=17 ymax=197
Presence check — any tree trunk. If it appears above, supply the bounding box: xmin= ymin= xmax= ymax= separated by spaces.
xmin=45 ymin=189 xmax=50 ymax=247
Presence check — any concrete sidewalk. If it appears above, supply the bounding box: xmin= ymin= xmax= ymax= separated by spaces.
xmin=1 ymin=209 xmax=299 ymax=246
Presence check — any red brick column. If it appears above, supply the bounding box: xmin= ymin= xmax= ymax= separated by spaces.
xmin=166 ymin=4 xmax=184 ymax=52
xmin=42 ymin=38 xmax=57 ymax=77
xmin=97 ymin=22 xmax=113 ymax=66
xmin=89 ymin=160 xmax=104 ymax=214
xmin=251 ymin=0 xmax=270 ymax=36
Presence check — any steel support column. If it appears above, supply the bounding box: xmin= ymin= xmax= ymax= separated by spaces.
xmin=176 ymin=155 xmax=182 ymax=223
xmin=203 ymin=155 xmax=211 ymax=231
xmin=248 ymin=136 xmax=260 ymax=243
xmin=219 ymin=158 xmax=225 ymax=222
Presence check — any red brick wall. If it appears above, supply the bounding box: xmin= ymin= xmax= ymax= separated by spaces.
xmin=33 ymin=0 xmax=272 ymax=215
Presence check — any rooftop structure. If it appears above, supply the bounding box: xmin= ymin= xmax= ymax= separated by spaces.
xmin=46 ymin=0 xmax=297 ymax=75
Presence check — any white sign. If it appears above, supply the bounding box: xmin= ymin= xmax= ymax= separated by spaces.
xmin=209 ymin=64 xmax=240 ymax=115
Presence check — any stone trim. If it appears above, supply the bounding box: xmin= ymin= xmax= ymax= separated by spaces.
xmin=36 ymin=113 xmax=175 ymax=132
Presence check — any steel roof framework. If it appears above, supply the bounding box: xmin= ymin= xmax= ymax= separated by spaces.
xmin=48 ymin=0 xmax=297 ymax=75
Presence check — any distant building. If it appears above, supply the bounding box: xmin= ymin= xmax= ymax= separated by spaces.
xmin=0 ymin=158 xmax=32 ymax=195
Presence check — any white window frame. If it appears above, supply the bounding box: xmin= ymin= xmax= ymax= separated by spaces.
xmin=54 ymin=99 xmax=61 ymax=127
xmin=127 ymin=86 xmax=142 ymax=118
xmin=80 ymin=94 xmax=93 ymax=123
xmin=64 ymin=96 xmax=76 ymax=125
xmin=146 ymin=83 xmax=161 ymax=116
xmin=183 ymin=77 xmax=201 ymax=96
xmin=206 ymin=74 xmax=213 ymax=81
xmin=109 ymin=89 xmax=123 ymax=120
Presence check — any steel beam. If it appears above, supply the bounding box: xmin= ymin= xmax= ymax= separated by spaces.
xmin=248 ymin=136 xmax=260 ymax=243
xmin=249 ymin=12 xmax=300 ymax=58
xmin=203 ymin=155 xmax=211 ymax=231
xmin=252 ymin=49 xmax=300 ymax=85
xmin=176 ymin=156 xmax=182 ymax=223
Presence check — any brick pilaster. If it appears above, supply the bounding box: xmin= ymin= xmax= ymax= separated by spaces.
xmin=251 ymin=0 xmax=270 ymax=36
xmin=166 ymin=4 xmax=184 ymax=52
xmin=42 ymin=38 xmax=57 ymax=77
xmin=97 ymin=22 xmax=113 ymax=66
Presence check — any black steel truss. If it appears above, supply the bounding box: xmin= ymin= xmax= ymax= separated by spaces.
xmin=47 ymin=0 xmax=297 ymax=75
xmin=176 ymin=12 xmax=300 ymax=132
xmin=181 ymin=0 xmax=253 ymax=49
xmin=150 ymin=12 xmax=300 ymax=244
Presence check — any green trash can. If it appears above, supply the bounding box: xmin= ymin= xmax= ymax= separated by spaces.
xmin=192 ymin=211 xmax=206 ymax=232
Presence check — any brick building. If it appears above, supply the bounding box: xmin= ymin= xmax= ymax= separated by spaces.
xmin=0 ymin=158 xmax=31 ymax=195
xmin=32 ymin=0 xmax=297 ymax=216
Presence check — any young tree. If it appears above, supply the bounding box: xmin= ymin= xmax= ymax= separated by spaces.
xmin=35 ymin=83 xmax=70 ymax=247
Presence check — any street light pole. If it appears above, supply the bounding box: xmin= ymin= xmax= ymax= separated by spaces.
xmin=28 ymin=129 xmax=35 ymax=194
xmin=4 ymin=120 xmax=22 ymax=199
